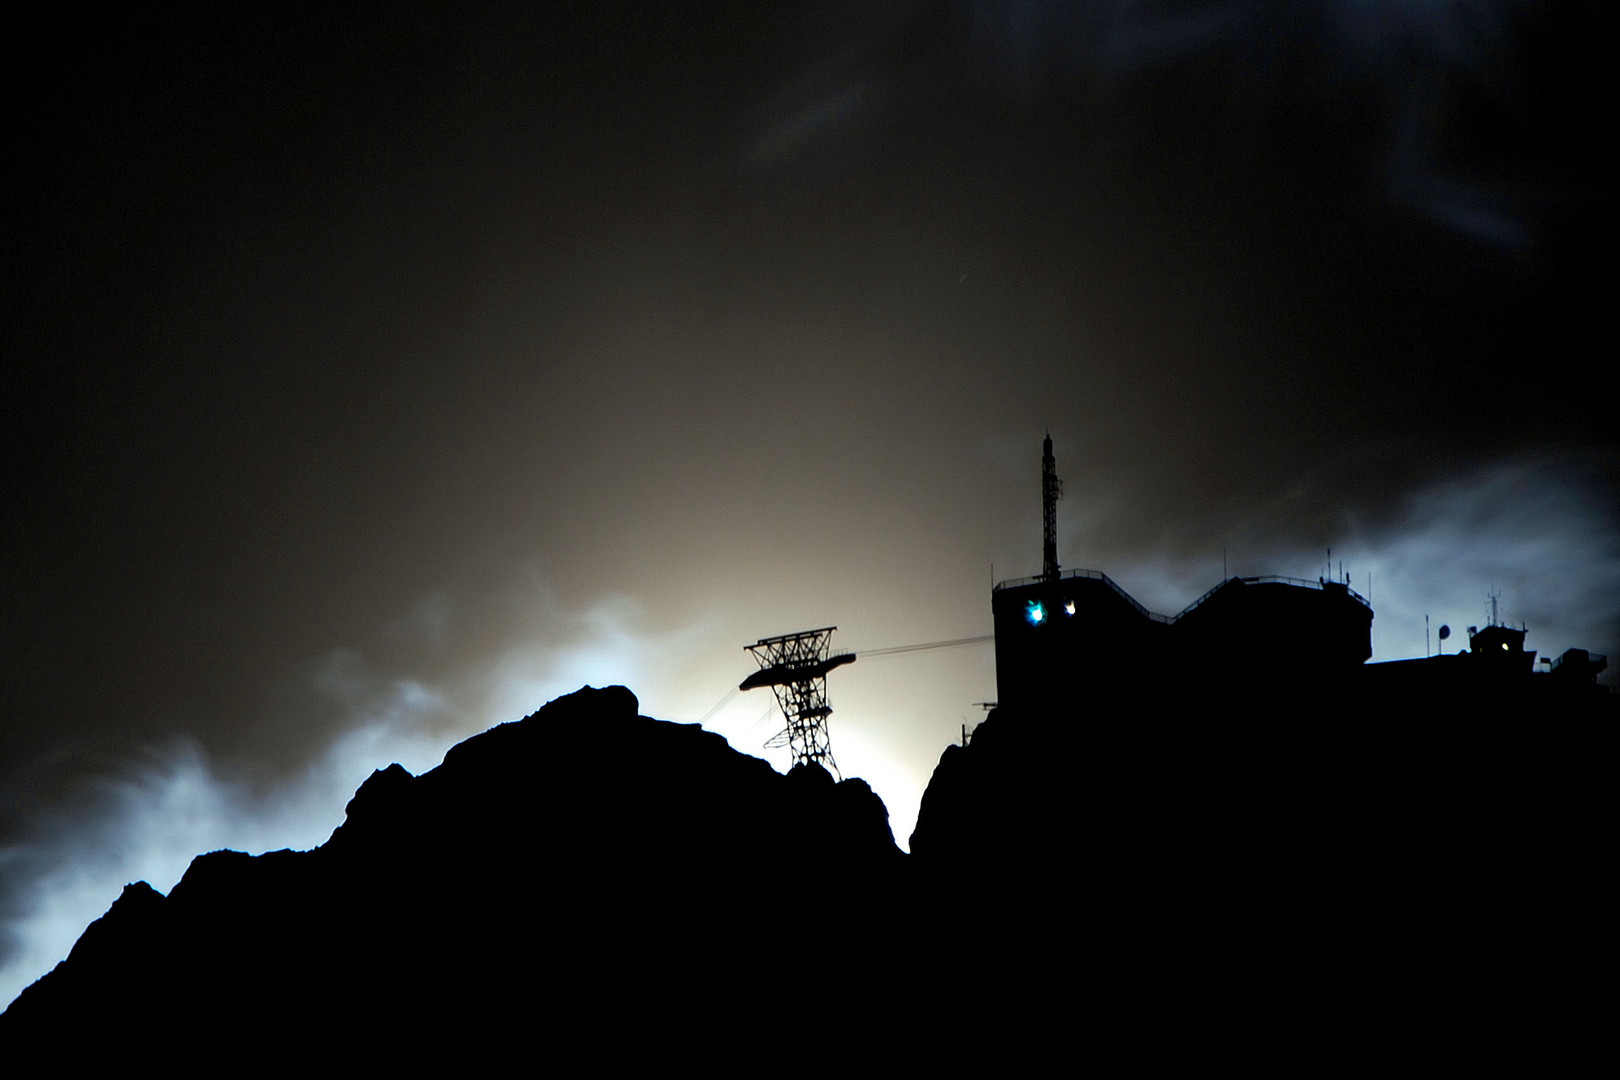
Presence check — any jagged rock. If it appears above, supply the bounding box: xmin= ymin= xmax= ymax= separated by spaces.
xmin=1 ymin=686 xmax=908 ymax=1059
xmin=342 ymin=761 xmax=414 ymax=826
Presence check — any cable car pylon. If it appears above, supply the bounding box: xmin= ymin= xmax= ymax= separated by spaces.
xmin=740 ymin=626 xmax=855 ymax=779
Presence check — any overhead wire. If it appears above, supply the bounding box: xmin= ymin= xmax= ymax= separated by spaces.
xmin=850 ymin=634 xmax=993 ymax=658
xmin=696 ymin=686 xmax=739 ymax=726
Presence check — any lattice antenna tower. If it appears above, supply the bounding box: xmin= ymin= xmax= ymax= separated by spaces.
xmin=740 ymin=626 xmax=856 ymax=779
xmin=1042 ymin=432 xmax=1063 ymax=582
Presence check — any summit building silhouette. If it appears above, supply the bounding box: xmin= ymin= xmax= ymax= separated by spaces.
xmin=991 ymin=436 xmax=1605 ymax=717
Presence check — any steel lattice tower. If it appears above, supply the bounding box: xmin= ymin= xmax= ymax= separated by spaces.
xmin=1042 ymin=432 xmax=1063 ymax=582
xmin=740 ymin=626 xmax=856 ymax=779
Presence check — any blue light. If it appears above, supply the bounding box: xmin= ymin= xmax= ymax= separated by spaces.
xmin=1025 ymin=600 xmax=1045 ymax=625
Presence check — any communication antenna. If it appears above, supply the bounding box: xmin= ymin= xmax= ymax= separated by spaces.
xmin=1042 ymin=433 xmax=1063 ymax=582
xmin=1487 ymin=587 xmax=1501 ymax=627
xmin=740 ymin=627 xmax=856 ymax=779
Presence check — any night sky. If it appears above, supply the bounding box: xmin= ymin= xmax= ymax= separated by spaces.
xmin=4 ymin=2 xmax=1615 ymax=1006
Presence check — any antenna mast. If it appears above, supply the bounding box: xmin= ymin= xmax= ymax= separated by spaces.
xmin=1042 ymin=433 xmax=1063 ymax=582
xmin=740 ymin=627 xmax=856 ymax=779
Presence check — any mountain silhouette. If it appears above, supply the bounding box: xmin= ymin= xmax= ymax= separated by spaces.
xmin=3 ymin=686 xmax=910 ymax=1061
xmin=6 ymin=678 xmax=1610 ymax=1065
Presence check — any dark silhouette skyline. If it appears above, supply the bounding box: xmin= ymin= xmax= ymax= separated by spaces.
xmin=8 ymin=672 xmax=1607 ymax=1062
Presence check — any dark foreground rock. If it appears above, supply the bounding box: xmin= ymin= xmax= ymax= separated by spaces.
xmin=909 ymin=688 xmax=1614 ymax=1070
xmin=2 ymin=686 xmax=915 ymax=1062
xmin=8 ymin=680 xmax=1610 ymax=1066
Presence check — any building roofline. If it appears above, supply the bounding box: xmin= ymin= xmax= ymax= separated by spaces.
xmin=993 ymin=569 xmax=1371 ymax=624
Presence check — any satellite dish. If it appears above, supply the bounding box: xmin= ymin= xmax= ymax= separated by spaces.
xmin=1438 ymin=625 xmax=1451 ymax=641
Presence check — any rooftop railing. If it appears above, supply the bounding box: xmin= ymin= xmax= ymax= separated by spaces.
xmin=993 ymin=567 xmax=1171 ymax=624
xmin=1549 ymin=649 xmax=1607 ymax=673
xmin=994 ymin=568 xmax=1370 ymax=625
